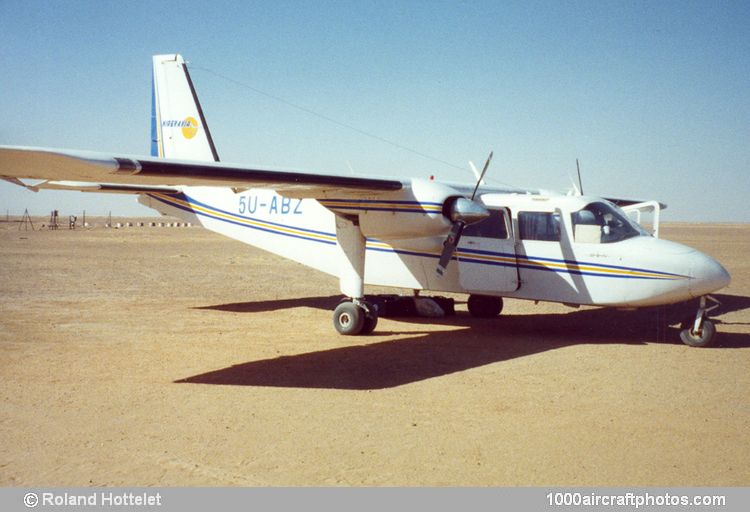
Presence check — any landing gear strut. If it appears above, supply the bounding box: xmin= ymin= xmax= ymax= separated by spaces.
xmin=332 ymin=214 xmax=378 ymax=336
xmin=333 ymin=299 xmax=379 ymax=336
xmin=679 ymin=295 xmax=720 ymax=347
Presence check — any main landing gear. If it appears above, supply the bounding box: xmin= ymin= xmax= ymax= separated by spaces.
xmin=333 ymin=299 xmax=379 ymax=336
xmin=467 ymin=295 xmax=503 ymax=318
xmin=679 ymin=295 xmax=720 ymax=347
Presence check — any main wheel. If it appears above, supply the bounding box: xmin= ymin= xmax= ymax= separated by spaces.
xmin=361 ymin=307 xmax=379 ymax=335
xmin=467 ymin=295 xmax=503 ymax=318
xmin=679 ymin=318 xmax=716 ymax=348
xmin=333 ymin=301 xmax=365 ymax=335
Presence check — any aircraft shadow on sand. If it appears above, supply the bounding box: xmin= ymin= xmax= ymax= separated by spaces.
xmin=195 ymin=295 xmax=342 ymax=313
xmin=179 ymin=293 xmax=750 ymax=390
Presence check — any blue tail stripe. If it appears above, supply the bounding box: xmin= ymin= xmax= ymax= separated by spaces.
xmin=150 ymin=73 xmax=158 ymax=157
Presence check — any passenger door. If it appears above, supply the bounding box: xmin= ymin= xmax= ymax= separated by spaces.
xmin=457 ymin=208 xmax=519 ymax=292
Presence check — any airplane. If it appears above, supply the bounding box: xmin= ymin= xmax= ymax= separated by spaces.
xmin=0 ymin=54 xmax=731 ymax=347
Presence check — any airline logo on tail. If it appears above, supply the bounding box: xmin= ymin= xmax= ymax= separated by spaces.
xmin=161 ymin=117 xmax=199 ymax=139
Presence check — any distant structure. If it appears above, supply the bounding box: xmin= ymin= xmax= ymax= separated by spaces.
xmin=48 ymin=210 xmax=59 ymax=230
xmin=20 ymin=209 xmax=35 ymax=231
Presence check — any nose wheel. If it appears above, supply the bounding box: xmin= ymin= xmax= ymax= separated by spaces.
xmin=679 ymin=319 xmax=716 ymax=348
xmin=679 ymin=295 xmax=720 ymax=347
xmin=333 ymin=299 xmax=379 ymax=335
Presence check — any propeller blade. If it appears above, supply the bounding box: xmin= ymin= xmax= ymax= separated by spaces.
xmin=468 ymin=161 xmax=485 ymax=185
xmin=436 ymin=150 xmax=494 ymax=276
xmin=436 ymin=221 xmax=465 ymax=276
xmin=470 ymin=151 xmax=493 ymax=200
xmin=437 ymin=151 xmax=494 ymax=276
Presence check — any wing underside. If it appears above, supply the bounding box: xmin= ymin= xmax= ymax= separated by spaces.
xmin=15 ymin=180 xmax=182 ymax=195
xmin=0 ymin=146 xmax=404 ymax=199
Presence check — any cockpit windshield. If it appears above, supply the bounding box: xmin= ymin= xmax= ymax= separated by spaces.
xmin=571 ymin=201 xmax=647 ymax=244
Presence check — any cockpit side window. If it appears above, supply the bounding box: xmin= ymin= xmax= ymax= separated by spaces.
xmin=462 ymin=209 xmax=509 ymax=239
xmin=518 ymin=211 xmax=561 ymax=241
xmin=571 ymin=202 xmax=644 ymax=244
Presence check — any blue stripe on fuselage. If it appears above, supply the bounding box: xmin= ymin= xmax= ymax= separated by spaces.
xmin=148 ymin=193 xmax=682 ymax=280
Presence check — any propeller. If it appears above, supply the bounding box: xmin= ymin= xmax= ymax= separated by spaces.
xmin=436 ymin=151 xmax=493 ymax=276
xmin=468 ymin=161 xmax=486 ymax=186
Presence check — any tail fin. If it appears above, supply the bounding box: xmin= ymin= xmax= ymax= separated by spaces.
xmin=151 ymin=54 xmax=219 ymax=162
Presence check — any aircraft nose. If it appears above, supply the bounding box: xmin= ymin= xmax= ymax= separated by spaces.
xmin=690 ymin=252 xmax=731 ymax=297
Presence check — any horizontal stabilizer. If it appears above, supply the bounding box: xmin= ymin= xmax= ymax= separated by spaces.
xmin=605 ymin=196 xmax=667 ymax=210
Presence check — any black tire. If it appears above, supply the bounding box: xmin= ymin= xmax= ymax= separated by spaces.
xmin=361 ymin=309 xmax=379 ymax=335
xmin=679 ymin=319 xmax=716 ymax=348
xmin=467 ymin=295 xmax=503 ymax=318
xmin=333 ymin=301 xmax=365 ymax=335
xmin=359 ymin=301 xmax=379 ymax=334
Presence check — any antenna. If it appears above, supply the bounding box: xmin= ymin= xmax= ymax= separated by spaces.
xmin=576 ymin=158 xmax=584 ymax=195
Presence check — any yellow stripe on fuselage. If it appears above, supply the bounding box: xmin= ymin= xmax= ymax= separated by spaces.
xmin=152 ymin=193 xmax=337 ymax=243
xmin=154 ymin=193 xmax=684 ymax=280
xmin=516 ymin=257 xmax=684 ymax=280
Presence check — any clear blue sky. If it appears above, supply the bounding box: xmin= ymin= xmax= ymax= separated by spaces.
xmin=1 ymin=0 xmax=748 ymax=221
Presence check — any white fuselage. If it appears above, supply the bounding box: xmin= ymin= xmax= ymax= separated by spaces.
xmin=139 ymin=184 xmax=730 ymax=308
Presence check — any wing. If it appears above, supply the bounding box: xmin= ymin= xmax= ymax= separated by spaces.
xmin=0 ymin=145 xmax=404 ymax=198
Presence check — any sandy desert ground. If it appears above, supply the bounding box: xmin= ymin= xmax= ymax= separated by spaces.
xmin=0 ymin=219 xmax=748 ymax=486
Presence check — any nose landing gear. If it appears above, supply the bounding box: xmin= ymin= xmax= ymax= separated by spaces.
xmin=679 ymin=295 xmax=720 ymax=347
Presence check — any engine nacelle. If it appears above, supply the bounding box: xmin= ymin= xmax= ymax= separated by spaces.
xmin=356 ymin=178 xmax=459 ymax=241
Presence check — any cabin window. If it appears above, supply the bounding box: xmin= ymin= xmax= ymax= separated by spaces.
xmin=462 ymin=209 xmax=509 ymax=239
xmin=518 ymin=211 xmax=560 ymax=241
xmin=571 ymin=201 xmax=645 ymax=244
